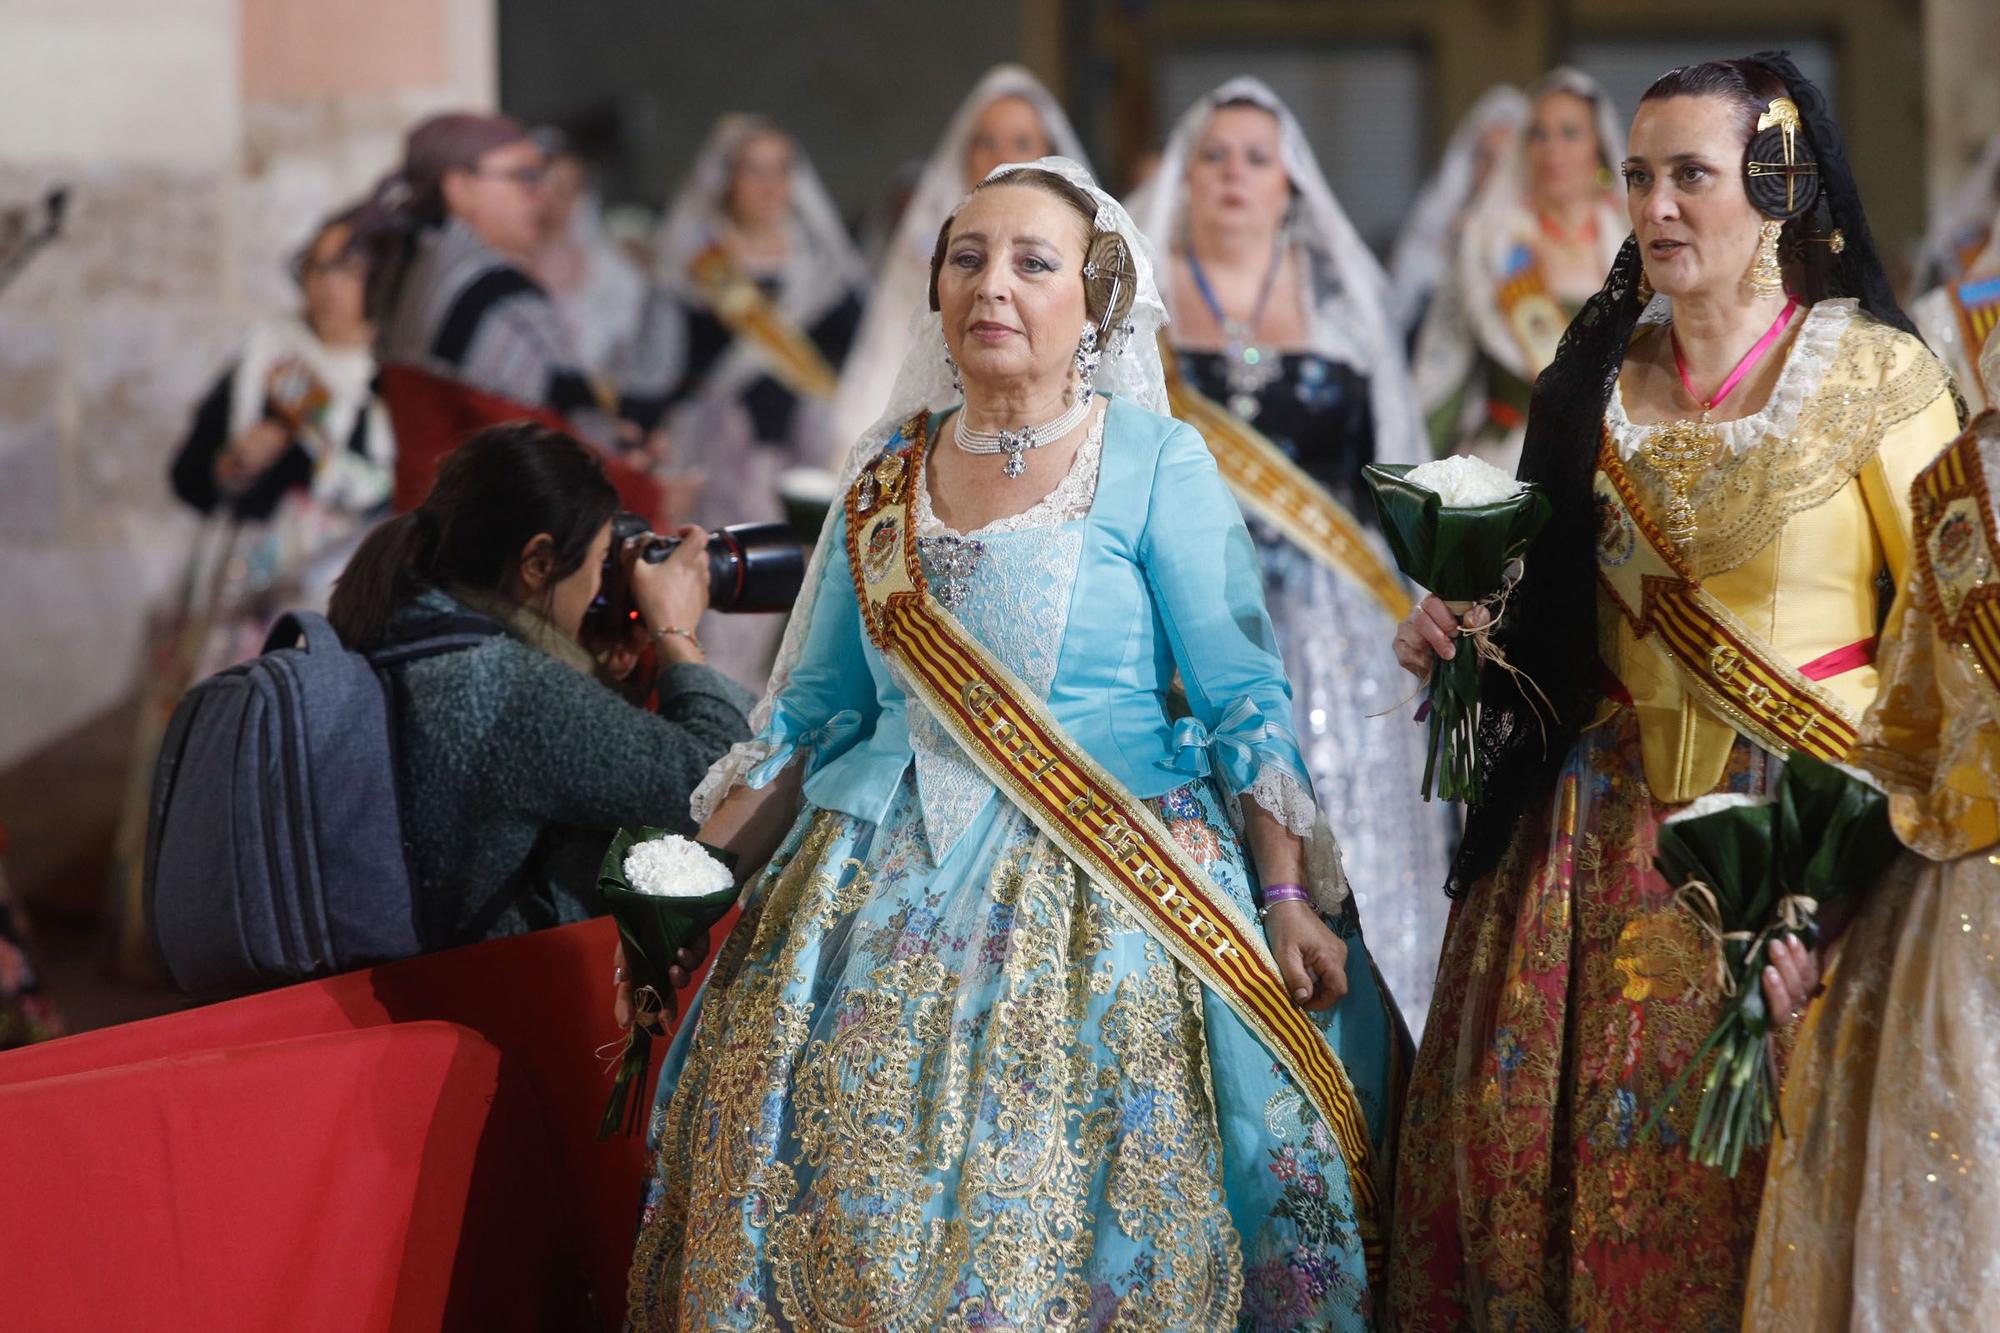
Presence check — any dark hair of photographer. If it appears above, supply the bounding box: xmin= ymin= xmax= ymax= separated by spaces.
xmin=330 ymin=421 xmax=618 ymax=649
xmin=329 ymin=422 xmax=755 ymax=949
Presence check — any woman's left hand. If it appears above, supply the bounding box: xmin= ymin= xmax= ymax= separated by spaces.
xmin=1263 ymin=901 xmax=1349 ymax=1011
xmin=1761 ymin=933 xmax=1822 ymax=1030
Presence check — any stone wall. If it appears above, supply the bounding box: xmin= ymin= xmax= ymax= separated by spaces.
xmin=0 ymin=0 xmax=494 ymax=772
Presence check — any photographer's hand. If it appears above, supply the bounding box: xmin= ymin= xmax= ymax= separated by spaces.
xmin=631 ymin=524 xmax=712 ymax=666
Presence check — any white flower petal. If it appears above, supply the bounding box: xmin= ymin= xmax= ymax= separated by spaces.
xmin=1403 ymin=455 xmax=1524 ymax=507
xmin=622 ymin=834 xmax=735 ymax=898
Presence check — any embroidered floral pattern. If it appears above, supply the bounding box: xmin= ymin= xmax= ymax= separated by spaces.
xmin=630 ymin=773 xmax=1378 ymax=1332
xmin=1389 ymin=711 xmax=1778 ymax=1332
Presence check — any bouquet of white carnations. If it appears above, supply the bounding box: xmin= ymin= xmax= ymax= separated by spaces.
xmin=1362 ymin=455 xmax=1552 ymax=802
xmin=1641 ymin=755 xmax=1901 ymax=1175
xmin=596 ymin=828 xmax=738 ymax=1138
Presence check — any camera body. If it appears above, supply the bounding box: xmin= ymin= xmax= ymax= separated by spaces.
xmin=583 ymin=514 xmax=805 ymax=649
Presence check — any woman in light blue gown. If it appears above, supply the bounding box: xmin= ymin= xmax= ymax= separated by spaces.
xmin=624 ymin=156 xmax=1398 ymax=1333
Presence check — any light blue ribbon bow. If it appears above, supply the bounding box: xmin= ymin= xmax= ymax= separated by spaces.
xmin=746 ymin=707 xmax=863 ymax=788
xmin=1164 ymin=696 xmax=1279 ymax=792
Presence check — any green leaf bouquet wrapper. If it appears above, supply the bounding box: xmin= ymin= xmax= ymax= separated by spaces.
xmin=1361 ymin=462 xmax=1552 ymax=802
xmin=596 ymin=826 xmax=739 ymax=1139
xmin=1642 ymin=754 xmax=1901 ymax=1176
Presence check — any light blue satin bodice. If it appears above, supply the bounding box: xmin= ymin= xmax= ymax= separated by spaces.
xmin=753 ymin=394 xmax=1313 ymax=855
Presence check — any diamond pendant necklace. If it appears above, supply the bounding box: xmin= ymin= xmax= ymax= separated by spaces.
xmin=1187 ymin=239 xmax=1284 ymax=420
xmin=1642 ymin=295 xmax=1798 ymax=547
xmin=953 ymin=392 xmax=1092 ymax=479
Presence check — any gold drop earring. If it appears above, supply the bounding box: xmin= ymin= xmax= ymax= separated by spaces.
xmin=1746 ymin=218 xmax=1786 ymax=299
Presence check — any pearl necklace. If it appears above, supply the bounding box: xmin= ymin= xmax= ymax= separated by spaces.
xmin=953 ymin=393 xmax=1092 ymax=479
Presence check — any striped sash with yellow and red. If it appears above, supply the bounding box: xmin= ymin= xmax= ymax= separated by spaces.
xmin=688 ymin=246 xmax=840 ymax=400
xmin=844 ymin=413 xmax=1385 ymax=1287
xmin=1594 ymin=441 xmax=1862 ymax=761
xmin=1949 ymin=274 xmax=2000 ymax=364
xmin=1160 ymin=340 xmax=1412 ymax=621
xmin=1913 ymin=422 xmax=2000 ymax=688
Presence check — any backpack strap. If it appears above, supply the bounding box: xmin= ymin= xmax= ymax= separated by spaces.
xmin=366 ymin=613 xmax=506 ymax=668
xmin=260 ymin=609 xmax=503 ymax=667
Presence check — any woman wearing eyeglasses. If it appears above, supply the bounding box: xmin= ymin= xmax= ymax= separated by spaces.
xmin=365 ymin=112 xmax=627 ymax=460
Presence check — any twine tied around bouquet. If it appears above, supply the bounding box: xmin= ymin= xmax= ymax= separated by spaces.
xmin=595 ymin=984 xmax=668 ymax=1069
xmin=1672 ymin=880 xmax=1820 ymax=997
xmin=1394 ymin=557 xmax=1555 ymax=739
xmin=1450 ymin=560 xmax=1551 ymax=720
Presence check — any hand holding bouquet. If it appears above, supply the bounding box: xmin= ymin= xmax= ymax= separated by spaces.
xmin=597 ymin=828 xmax=738 ymax=1138
xmin=1642 ymin=755 xmax=1902 ymax=1175
xmin=1363 ymin=455 xmax=1552 ymax=802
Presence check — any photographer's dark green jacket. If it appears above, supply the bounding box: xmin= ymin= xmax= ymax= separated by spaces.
xmin=385 ymin=588 xmax=755 ymax=949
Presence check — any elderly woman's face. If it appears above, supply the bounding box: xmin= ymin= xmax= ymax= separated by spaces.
xmin=1184 ymin=104 xmax=1289 ymax=238
xmin=937 ymin=183 xmax=1089 ymax=397
xmin=1624 ymin=95 xmax=1765 ymax=302
xmin=726 ymin=132 xmax=793 ymax=232
xmin=1527 ymin=91 xmax=1603 ymax=200
xmin=964 ymin=96 xmax=1051 ymax=188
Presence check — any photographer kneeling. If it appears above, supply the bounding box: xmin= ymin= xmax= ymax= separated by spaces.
xmin=328 ymin=421 xmax=755 ymax=950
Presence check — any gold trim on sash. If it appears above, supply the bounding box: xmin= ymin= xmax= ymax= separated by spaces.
xmin=1913 ymin=426 xmax=2000 ymax=689
xmin=1595 ymin=439 xmax=1860 ymax=761
xmin=688 ymin=245 xmax=840 ymax=400
xmin=1160 ymin=337 xmax=1413 ymax=621
xmin=844 ymin=412 xmax=1385 ymax=1286
xmin=1495 ymin=246 xmax=1567 ymax=378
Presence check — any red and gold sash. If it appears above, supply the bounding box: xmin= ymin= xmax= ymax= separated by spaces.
xmin=1594 ymin=440 xmax=1861 ymax=761
xmin=845 ymin=413 xmax=1384 ymax=1284
xmin=1160 ymin=340 xmax=1412 ymax=621
xmin=1948 ymin=275 xmax=2000 ymax=367
xmin=1495 ymin=242 xmax=1568 ymax=378
xmin=688 ymin=245 xmax=839 ymax=400
xmin=1912 ymin=421 xmax=2000 ymax=689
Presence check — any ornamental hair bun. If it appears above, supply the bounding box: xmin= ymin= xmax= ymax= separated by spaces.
xmin=1743 ymin=99 xmax=1820 ymax=221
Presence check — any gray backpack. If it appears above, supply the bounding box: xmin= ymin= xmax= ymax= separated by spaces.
xmin=143 ymin=609 xmax=499 ymax=997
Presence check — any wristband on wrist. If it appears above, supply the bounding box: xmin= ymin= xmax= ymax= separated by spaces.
xmin=1256 ymin=881 xmax=1312 ymax=922
xmin=649 ymin=624 xmax=702 ymax=654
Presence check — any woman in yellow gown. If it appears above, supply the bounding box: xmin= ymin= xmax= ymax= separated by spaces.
xmin=1386 ymin=54 xmax=1961 ymax=1331
xmin=1743 ymin=326 xmax=2000 ymax=1331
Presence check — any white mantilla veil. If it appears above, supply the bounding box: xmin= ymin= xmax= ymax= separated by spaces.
xmin=1414 ymin=67 xmax=1627 ymax=413
xmin=1127 ymin=75 xmax=1428 ymax=467
xmin=642 ymin=114 xmax=867 ymax=404
xmin=826 ymin=65 xmax=1091 ymax=461
xmin=693 ymin=155 xmax=1169 ymax=819
xmin=1919 ymin=129 xmax=2000 ymax=291
xmin=1388 ymin=84 xmax=1531 ymax=332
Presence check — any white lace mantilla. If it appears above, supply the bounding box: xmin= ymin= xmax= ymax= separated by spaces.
xmin=1606 ymin=297 xmax=1857 ymax=458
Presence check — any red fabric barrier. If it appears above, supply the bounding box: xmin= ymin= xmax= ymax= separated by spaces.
xmin=378 ymin=364 xmax=664 ymax=521
xmin=0 ymin=911 xmax=737 ymax=1329
xmin=0 ymin=1022 xmax=558 ymax=1333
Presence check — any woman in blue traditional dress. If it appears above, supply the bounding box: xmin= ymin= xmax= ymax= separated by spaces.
xmin=622 ymin=156 xmax=1398 ymax=1331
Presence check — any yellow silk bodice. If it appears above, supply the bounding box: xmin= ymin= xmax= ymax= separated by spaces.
xmin=1851 ymin=416 xmax=2000 ymax=858
xmin=1597 ymin=303 xmax=1960 ymax=803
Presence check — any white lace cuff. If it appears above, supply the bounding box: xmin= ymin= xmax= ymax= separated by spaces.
xmin=1237 ymin=766 xmax=1318 ymax=838
xmin=689 ymin=740 xmax=786 ymax=825
xmin=1229 ymin=765 xmax=1352 ymax=914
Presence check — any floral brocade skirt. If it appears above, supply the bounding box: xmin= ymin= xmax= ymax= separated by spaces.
xmin=627 ymin=771 xmax=1397 ymax=1332
xmin=1388 ymin=708 xmax=1778 ymax=1332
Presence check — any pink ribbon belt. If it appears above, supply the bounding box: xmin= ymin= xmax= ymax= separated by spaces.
xmin=1798 ymin=637 xmax=1876 ymax=681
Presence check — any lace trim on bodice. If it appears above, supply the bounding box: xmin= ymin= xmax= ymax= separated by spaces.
xmin=916 ymin=398 xmax=1107 ymax=538
xmin=1601 ymin=303 xmax=1950 ymax=579
xmin=1605 ymin=298 xmax=1855 ymax=458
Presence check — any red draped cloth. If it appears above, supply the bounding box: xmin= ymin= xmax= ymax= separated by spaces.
xmin=0 ymin=912 xmax=737 ymax=1330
